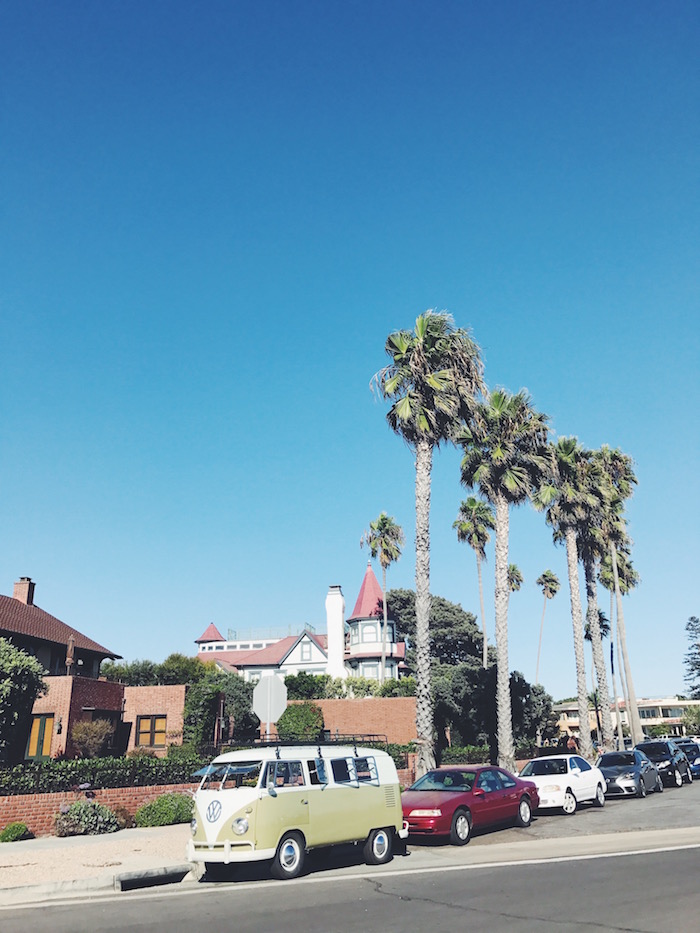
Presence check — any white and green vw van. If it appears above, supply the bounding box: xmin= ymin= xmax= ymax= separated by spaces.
xmin=186 ymin=744 xmax=409 ymax=880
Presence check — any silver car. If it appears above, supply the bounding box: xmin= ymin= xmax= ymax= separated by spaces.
xmin=596 ymin=749 xmax=662 ymax=797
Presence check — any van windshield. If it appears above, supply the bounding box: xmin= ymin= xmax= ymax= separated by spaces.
xmin=201 ymin=761 xmax=263 ymax=790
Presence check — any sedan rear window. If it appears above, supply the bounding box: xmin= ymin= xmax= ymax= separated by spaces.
xmin=637 ymin=743 xmax=669 ymax=757
xmin=521 ymin=759 xmax=567 ymax=777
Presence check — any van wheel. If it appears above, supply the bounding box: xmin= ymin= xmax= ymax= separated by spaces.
xmin=271 ymin=831 xmax=305 ymax=879
xmin=363 ymin=828 xmax=393 ymax=865
xmin=449 ymin=809 xmax=472 ymax=845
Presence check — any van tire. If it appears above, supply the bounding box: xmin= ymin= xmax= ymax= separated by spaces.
xmin=363 ymin=828 xmax=393 ymax=865
xmin=271 ymin=831 xmax=306 ymax=879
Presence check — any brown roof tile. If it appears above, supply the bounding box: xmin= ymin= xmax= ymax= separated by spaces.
xmin=0 ymin=595 xmax=120 ymax=659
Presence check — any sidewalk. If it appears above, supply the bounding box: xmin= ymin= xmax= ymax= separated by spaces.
xmin=0 ymin=823 xmax=193 ymax=907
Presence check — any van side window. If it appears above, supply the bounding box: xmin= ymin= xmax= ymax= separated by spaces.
xmin=354 ymin=756 xmax=379 ymax=784
xmin=307 ymin=759 xmax=328 ymax=785
xmin=266 ymin=761 xmax=305 ymax=787
xmin=331 ymin=757 xmax=358 ymax=784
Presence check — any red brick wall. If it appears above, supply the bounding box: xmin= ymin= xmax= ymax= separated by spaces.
xmin=0 ymin=783 xmax=198 ymax=838
xmin=31 ymin=677 xmax=125 ymax=759
xmin=304 ymin=697 xmax=417 ymax=744
xmin=123 ymin=685 xmax=187 ymax=758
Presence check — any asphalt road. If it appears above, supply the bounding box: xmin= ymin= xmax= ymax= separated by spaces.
xmin=2 ymin=780 xmax=698 ymax=932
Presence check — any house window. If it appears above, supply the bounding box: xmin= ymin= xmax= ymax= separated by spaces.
xmin=362 ymin=663 xmax=379 ymax=680
xmin=26 ymin=714 xmax=54 ymax=760
xmin=136 ymin=715 xmax=166 ymax=748
xmin=301 ymin=641 xmax=311 ymax=661
xmin=350 ymin=626 xmax=359 ymax=645
xmin=361 ymin=623 xmax=378 ymax=643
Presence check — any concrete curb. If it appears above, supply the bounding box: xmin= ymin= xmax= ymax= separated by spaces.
xmin=0 ymin=863 xmax=195 ymax=908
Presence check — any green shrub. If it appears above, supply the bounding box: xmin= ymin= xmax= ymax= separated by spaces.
xmin=134 ymin=792 xmax=193 ymax=827
xmin=440 ymin=744 xmax=490 ymax=765
xmin=54 ymin=800 xmax=119 ymax=837
xmin=111 ymin=805 xmax=135 ymax=829
xmin=0 ymin=821 xmax=32 ymax=842
xmin=70 ymin=719 xmax=113 ymax=758
xmin=0 ymin=753 xmax=208 ymax=795
xmin=277 ymin=702 xmax=324 ymax=741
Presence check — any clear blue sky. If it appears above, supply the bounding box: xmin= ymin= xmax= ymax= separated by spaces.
xmin=2 ymin=1 xmax=698 ymax=702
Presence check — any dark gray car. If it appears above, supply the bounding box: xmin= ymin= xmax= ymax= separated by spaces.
xmin=596 ymin=749 xmax=662 ymax=797
xmin=635 ymin=740 xmax=693 ymax=787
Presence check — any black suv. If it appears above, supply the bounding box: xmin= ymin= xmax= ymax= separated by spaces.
xmin=634 ymin=740 xmax=692 ymax=787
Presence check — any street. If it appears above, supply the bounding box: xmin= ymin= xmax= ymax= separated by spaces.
xmin=1 ymin=781 xmax=699 ymax=931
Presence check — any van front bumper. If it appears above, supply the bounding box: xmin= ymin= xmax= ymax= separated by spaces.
xmin=186 ymin=838 xmax=276 ymax=865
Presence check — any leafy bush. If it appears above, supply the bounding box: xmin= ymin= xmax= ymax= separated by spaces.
xmin=71 ymin=719 xmax=113 ymax=758
xmin=277 ymin=702 xmax=324 ymax=741
xmin=54 ymin=800 xmax=119 ymax=837
xmin=378 ymin=677 xmax=416 ymax=697
xmin=112 ymin=805 xmax=135 ymax=829
xmin=126 ymin=747 xmax=158 ymax=758
xmin=440 ymin=744 xmax=490 ymax=765
xmin=0 ymin=752 xmax=208 ymax=796
xmin=134 ymin=793 xmax=193 ymax=827
xmin=0 ymin=821 xmax=32 ymax=842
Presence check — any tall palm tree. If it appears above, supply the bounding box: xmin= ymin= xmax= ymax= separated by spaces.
xmin=459 ymin=389 xmax=550 ymax=772
xmin=595 ymin=446 xmax=643 ymax=746
xmin=507 ymin=564 xmax=523 ymax=592
xmin=373 ymin=311 xmax=484 ymax=776
xmin=536 ymin=437 xmax=597 ymax=761
xmin=585 ymin=609 xmax=611 ymax=744
xmin=361 ymin=512 xmax=405 ymax=684
xmin=453 ymin=497 xmax=495 ymax=669
xmin=535 ymin=570 xmax=560 ymax=685
xmin=577 ymin=478 xmax=615 ymax=752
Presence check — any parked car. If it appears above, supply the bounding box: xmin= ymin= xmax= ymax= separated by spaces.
xmin=672 ymin=740 xmax=700 ymax=778
xmin=634 ymin=740 xmax=693 ymax=787
xmin=401 ymin=765 xmax=539 ymax=845
xmin=596 ymin=749 xmax=663 ymax=797
xmin=519 ymin=754 xmax=606 ymax=814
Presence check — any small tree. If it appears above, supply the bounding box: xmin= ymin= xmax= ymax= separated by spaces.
xmin=684 ymin=616 xmax=700 ymax=699
xmin=0 ymin=638 xmax=47 ymax=764
xmin=276 ymin=702 xmax=324 ymax=741
xmin=71 ymin=719 xmax=113 ymax=758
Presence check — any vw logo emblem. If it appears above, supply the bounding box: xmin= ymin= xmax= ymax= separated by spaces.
xmin=206 ymin=800 xmax=222 ymax=823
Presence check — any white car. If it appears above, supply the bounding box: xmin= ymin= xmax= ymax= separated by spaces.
xmin=519 ymin=754 xmax=607 ymax=815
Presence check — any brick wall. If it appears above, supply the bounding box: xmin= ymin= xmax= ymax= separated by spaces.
xmin=123 ymin=685 xmax=187 ymax=757
xmin=0 ymin=782 xmax=198 ymax=838
xmin=31 ymin=677 xmax=125 ymax=758
xmin=303 ymin=697 xmax=417 ymax=745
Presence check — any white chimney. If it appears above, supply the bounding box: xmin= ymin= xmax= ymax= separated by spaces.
xmin=325 ymin=585 xmax=347 ymax=679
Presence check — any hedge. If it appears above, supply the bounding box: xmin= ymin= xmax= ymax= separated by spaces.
xmin=0 ymin=754 xmax=208 ymax=796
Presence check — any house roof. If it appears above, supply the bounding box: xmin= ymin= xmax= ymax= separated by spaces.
xmin=349 ymin=562 xmax=384 ymax=620
xmin=0 ymin=594 xmax=120 ymax=659
xmin=201 ymin=631 xmax=328 ymax=671
xmin=195 ymin=622 xmax=226 ymax=644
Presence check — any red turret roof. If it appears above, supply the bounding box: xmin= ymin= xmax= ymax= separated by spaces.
xmin=195 ymin=622 xmax=225 ymax=644
xmin=349 ymin=562 xmax=383 ymax=620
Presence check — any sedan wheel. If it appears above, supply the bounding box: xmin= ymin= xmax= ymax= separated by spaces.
xmin=562 ymin=790 xmax=577 ymax=815
xmin=684 ymin=767 xmax=693 ymax=785
xmin=673 ymin=769 xmax=683 ymax=788
xmin=594 ymin=784 xmax=605 ymax=807
xmin=450 ymin=809 xmax=471 ymax=846
xmin=515 ymin=796 xmax=532 ymax=828
xmin=636 ymin=779 xmax=647 ymax=799
xmin=655 ymin=774 xmax=664 ymax=793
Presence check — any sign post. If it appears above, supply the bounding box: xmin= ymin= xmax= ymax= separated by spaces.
xmin=252 ymin=676 xmax=288 ymax=740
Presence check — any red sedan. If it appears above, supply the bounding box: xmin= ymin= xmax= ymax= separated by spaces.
xmin=402 ymin=765 xmax=540 ymax=845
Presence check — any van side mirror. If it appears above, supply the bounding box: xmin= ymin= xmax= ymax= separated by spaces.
xmin=267 ymin=782 xmax=277 ymax=797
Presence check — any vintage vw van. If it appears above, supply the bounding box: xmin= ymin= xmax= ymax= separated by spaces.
xmin=186 ymin=744 xmax=409 ymax=880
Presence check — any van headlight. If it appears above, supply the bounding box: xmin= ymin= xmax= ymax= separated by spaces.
xmin=232 ymin=817 xmax=249 ymax=835
xmin=190 ymin=817 xmax=197 ymax=836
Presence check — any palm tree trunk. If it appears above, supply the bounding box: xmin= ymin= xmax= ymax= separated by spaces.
xmin=414 ymin=437 xmax=435 ymax=777
xmin=380 ymin=565 xmax=388 ymax=685
xmin=564 ymin=527 xmax=593 ymax=760
xmin=584 ymin=559 xmax=614 ymax=750
xmin=535 ymin=596 xmax=547 ymax=685
xmin=494 ymin=494 xmax=515 ymax=772
xmin=610 ymin=542 xmax=643 ymax=745
xmin=477 ymin=553 xmax=488 ymax=669
xmin=609 ymin=590 xmax=625 ymax=749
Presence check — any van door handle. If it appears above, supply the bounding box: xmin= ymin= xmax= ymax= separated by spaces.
xmin=301 ymin=799 xmax=308 ymax=805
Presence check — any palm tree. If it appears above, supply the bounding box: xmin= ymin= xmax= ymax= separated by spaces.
xmin=507 ymin=564 xmax=523 ymax=593
xmin=361 ymin=512 xmax=405 ymax=684
xmin=536 ymin=437 xmax=597 ymax=761
xmin=535 ymin=570 xmax=560 ymax=685
xmin=459 ymin=389 xmax=550 ymax=772
xmin=595 ymin=446 xmax=643 ymax=746
xmin=453 ymin=496 xmax=495 ymax=669
xmin=373 ymin=311 xmax=484 ymax=776
xmin=585 ymin=609 xmax=611 ymax=744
